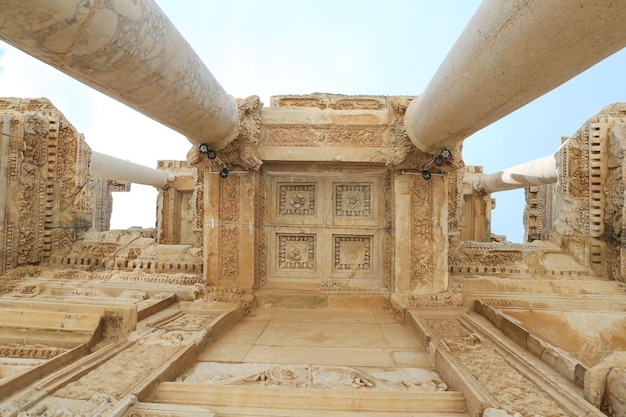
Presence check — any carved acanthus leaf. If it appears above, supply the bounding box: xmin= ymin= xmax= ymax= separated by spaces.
xmin=215 ymin=95 xmax=263 ymax=170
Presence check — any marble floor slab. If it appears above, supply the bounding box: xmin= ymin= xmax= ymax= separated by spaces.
xmin=199 ymin=308 xmax=431 ymax=369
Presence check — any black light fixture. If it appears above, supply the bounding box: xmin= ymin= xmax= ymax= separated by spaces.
xmin=219 ymin=168 xmax=229 ymax=178
xmin=198 ymin=143 xmax=217 ymax=159
xmin=421 ymin=170 xmax=432 ymax=180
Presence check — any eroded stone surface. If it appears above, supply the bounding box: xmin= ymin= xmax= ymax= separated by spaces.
xmin=1 ymin=95 xmax=625 ymax=416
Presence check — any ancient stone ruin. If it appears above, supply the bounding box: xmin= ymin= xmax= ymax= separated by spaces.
xmin=2 ymin=1 xmax=626 ymax=416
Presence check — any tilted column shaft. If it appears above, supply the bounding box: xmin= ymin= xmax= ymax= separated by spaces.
xmin=475 ymin=155 xmax=557 ymax=194
xmin=0 ymin=0 xmax=239 ymax=150
xmin=89 ymin=151 xmax=170 ymax=189
xmin=405 ymin=0 xmax=626 ymax=154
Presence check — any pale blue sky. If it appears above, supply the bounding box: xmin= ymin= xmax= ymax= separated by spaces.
xmin=2 ymin=1 xmax=626 ymax=241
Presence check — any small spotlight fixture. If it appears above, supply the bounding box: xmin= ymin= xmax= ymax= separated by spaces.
xmin=421 ymin=170 xmax=432 ymax=180
xmin=198 ymin=143 xmax=217 ymax=159
xmin=219 ymin=168 xmax=229 ymax=178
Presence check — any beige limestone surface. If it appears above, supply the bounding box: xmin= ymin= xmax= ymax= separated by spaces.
xmin=197 ymin=307 xmax=432 ymax=369
xmin=502 ymin=308 xmax=626 ymax=367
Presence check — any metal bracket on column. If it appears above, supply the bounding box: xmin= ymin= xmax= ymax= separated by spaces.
xmin=403 ymin=148 xmax=453 ymax=180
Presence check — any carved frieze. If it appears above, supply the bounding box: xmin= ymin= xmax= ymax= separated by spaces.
xmin=315 ymin=281 xmax=390 ymax=295
xmin=157 ymin=313 xmax=219 ymax=332
xmin=410 ymin=175 xmax=435 ymax=289
xmin=264 ymin=124 xmax=386 ymax=147
xmin=390 ymin=291 xmax=464 ymax=309
xmin=179 ymin=362 xmax=448 ymax=392
xmin=0 ymin=344 xmax=66 ymax=359
xmin=270 ymin=94 xmax=387 ymax=110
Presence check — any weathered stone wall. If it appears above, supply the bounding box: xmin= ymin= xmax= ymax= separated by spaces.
xmin=0 ymin=98 xmax=114 ymax=274
xmin=545 ymin=104 xmax=626 ymax=280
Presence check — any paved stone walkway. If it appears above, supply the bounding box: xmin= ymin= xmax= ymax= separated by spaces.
xmin=198 ymin=307 xmax=432 ymax=369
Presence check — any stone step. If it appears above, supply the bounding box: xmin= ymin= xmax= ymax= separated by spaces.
xmin=153 ymin=383 xmax=468 ymax=415
xmin=215 ymin=407 xmax=470 ymax=417
xmin=0 ymin=308 xmax=102 ymax=348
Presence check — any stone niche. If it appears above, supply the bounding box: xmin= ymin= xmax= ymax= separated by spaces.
xmin=200 ymin=94 xmax=454 ymax=295
xmin=156 ymin=160 xmax=204 ymax=247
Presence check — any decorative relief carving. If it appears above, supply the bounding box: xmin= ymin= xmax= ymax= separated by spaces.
xmin=55 ymin=342 xmax=179 ymax=400
xmin=334 ymin=235 xmax=371 ymax=271
xmin=427 ymin=317 xmax=569 ymax=416
xmin=335 ymin=184 xmax=372 ymax=217
xmin=157 ymin=313 xmax=218 ymax=332
xmin=446 ymin=241 xmax=589 ymax=276
xmin=386 ymin=96 xmax=417 ymax=167
xmin=273 ymin=96 xmax=328 ymax=109
xmin=383 ymin=171 xmax=393 ymax=289
xmin=179 ymin=362 xmax=447 ymax=392
xmin=191 ymin=167 xmax=204 ymax=232
xmin=524 ymin=185 xmax=547 ymax=242
xmin=390 ymin=291 xmax=464 ymax=309
xmin=278 ymin=234 xmax=315 ymax=270
xmin=1 ymin=392 xmax=132 ymax=417
xmin=410 ymin=176 xmax=434 ymax=289
xmin=109 ymin=272 xmax=203 ymax=285
xmin=0 ymin=344 xmax=66 ymax=359
xmin=278 ymin=183 xmax=316 ymax=216
xmin=193 ymin=285 xmax=254 ymax=315
xmin=215 ymin=95 xmax=263 ymax=170
xmin=447 ymin=169 xmax=463 ymax=240
xmin=330 ymin=97 xmax=386 ymax=110
xmin=0 ymin=281 xmax=40 ymax=297
xmin=264 ymin=125 xmax=385 ymax=147
xmin=0 ymin=99 xmax=106 ymax=273
xmin=219 ymin=176 xmax=240 ymax=285
xmin=270 ymin=94 xmax=387 ymax=110
xmin=256 ymin=176 xmax=268 ymax=287
xmin=316 ymin=281 xmax=390 ymax=295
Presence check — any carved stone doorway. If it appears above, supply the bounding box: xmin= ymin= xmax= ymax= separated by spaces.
xmin=261 ymin=165 xmax=388 ymax=288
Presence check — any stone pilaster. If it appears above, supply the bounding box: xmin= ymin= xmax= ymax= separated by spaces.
xmin=204 ymin=169 xmax=257 ymax=290
xmin=394 ymin=172 xmax=448 ymax=294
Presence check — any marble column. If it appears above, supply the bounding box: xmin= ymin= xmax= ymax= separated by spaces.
xmin=0 ymin=0 xmax=239 ymax=150
xmin=89 ymin=151 xmax=171 ymax=189
xmin=405 ymin=0 xmax=626 ymax=154
xmin=475 ymin=155 xmax=557 ymax=194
